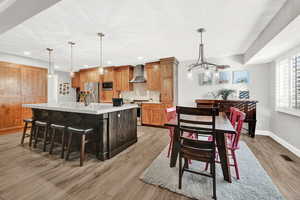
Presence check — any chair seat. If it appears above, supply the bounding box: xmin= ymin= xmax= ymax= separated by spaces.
xmin=50 ymin=124 xmax=66 ymax=129
xmin=23 ymin=118 xmax=33 ymax=123
xmin=67 ymin=127 xmax=94 ymax=134
xmin=35 ymin=121 xmax=48 ymax=126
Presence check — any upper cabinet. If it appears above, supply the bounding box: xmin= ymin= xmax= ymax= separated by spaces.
xmin=103 ymin=67 xmax=114 ymax=82
xmin=71 ymin=72 xmax=80 ymax=88
xmin=145 ymin=61 xmax=161 ymax=91
xmin=78 ymin=68 xmax=100 ymax=90
xmin=114 ymin=66 xmax=133 ymax=92
xmin=159 ymin=57 xmax=178 ymax=104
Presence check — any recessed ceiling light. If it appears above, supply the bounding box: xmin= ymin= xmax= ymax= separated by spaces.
xmin=23 ymin=51 xmax=31 ymax=56
xmin=107 ymin=60 xmax=112 ymax=64
xmin=137 ymin=56 xmax=143 ymax=60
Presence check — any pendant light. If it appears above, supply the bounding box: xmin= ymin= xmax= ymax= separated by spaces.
xmin=68 ymin=41 xmax=75 ymax=77
xmin=187 ymin=28 xmax=230 ymax=72
xmin=97 ymin=32 xmax=105 ymax=75
xmin=46 ymin=48 xmax=54 ymax=77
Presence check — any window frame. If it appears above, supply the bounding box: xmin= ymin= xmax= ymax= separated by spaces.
xmin=276 ymin=48 xmax=300 ymax=117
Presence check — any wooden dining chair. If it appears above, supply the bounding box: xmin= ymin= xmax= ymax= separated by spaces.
xmin=205 ymin=109 xmax=246 ymax=180
xmin=226 ymin=110 xmax=246 ymax=179
xmin=177 ymin=106 xmax=218 ymax=200
xmin=165 ymin=107 xmax=176 ymax=158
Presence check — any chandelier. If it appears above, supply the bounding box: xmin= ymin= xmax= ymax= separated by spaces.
xmin=187 ymin=28 xmax=230 ymax=72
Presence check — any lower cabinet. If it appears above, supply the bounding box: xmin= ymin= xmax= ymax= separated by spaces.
xmin=108 ymin=108 xmax=137 ymax=158
xmin=141 ymin=103 xmax=169 ymax=126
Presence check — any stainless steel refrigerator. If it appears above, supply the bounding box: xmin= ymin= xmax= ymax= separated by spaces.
xmin=83 ymin=82 xmax=100 ymax=103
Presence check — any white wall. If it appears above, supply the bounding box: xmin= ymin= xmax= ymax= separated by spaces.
xmin=56 ymin=71 xmax=76 ymax=103
xmin=178 ymin=55 xmax=271 ymax=131
xmin=269 ymin=61 xmax=300 ymax=150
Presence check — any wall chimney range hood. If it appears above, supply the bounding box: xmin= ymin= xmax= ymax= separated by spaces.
xmin=129 ymin=64 xmax=146 ymax=83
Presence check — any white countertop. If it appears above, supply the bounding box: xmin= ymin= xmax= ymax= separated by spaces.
xmin=22 ymin=102 xmax=139 ymax=115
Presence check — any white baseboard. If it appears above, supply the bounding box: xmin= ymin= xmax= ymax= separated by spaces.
xmin=256 ymin=130 xmax=300 ymax=157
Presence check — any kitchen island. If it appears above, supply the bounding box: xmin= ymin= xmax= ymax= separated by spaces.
xmin=23 ymin=103 xmax=138 ymax=160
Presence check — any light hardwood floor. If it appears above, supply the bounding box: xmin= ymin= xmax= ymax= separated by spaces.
xmin=0 ymin=126 xmax=299 ymax=200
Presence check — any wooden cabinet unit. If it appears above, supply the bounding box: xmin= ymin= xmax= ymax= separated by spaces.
xmin=145 ymin=61 xmax=161 ymax=91
xmin=141 ymin=103 xmax=168 ymax=126
xmin=79 ymin=68 xmax=100 ymax=90
xmin=108 ymin=108 xmax=137 ymax=158
xmin=102 ymin=90 xmax=114 ymax=103
xmin=0 ymin=62 xmax=47 ymax=132
xmin=159 ymin=57 xmax=178 ymax=104
xmin=71 ymin=72 xmax=80 ymax=88
xmin=103 ymin=67 xmax=114 ymax=82
xmin=114 ymin=66 xmax=133 ymax=92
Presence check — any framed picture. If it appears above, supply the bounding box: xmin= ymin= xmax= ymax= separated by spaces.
xmin=218 ymin=71 xmax=231 ymax=84
xmin=233 ymin=70 xmax=249 ymax=84
xmin=199 ymin=71 xmax=213 ymax=85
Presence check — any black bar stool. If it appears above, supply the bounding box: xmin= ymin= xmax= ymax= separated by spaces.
xmin=33 ymin=121 xmax=50 ymax=152
xmin=49 ymin=124 xmax=67 ymax=158
xmin=66 ymin=127 xmax=94 ymax=166
xmin=20 ymin=119 xmax=33 ymax=146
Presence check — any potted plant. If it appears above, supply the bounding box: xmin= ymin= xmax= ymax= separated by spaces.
xmin=217 ymin=89 xmax=236 ymax=100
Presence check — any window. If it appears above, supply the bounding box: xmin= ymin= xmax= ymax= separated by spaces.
xmin=276 ymin=54 xmax=300 ymax=114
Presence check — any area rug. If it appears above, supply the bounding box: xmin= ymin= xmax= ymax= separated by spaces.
xmin=140 ymin=142 xmax=285 ymax=200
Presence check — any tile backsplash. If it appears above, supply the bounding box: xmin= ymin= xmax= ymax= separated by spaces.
xmin=120 ymin=83 xmax=160 ymax=102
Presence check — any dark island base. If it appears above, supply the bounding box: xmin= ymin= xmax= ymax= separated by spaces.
xmin=32 ymin=108 xmax=137 ymax=161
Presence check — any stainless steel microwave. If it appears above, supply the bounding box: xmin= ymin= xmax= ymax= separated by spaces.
xmin=102 ymin=82 xmax=113 ymax=90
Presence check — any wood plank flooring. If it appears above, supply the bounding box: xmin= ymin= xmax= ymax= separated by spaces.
xmin=0 ymin=126 xmax=299 ymax=200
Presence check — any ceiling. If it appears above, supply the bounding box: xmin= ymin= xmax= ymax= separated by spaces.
xmin=0 ymin=0 xmax=286 ymax=71
xmin=248 ymin=15 xmax=300 ymax=64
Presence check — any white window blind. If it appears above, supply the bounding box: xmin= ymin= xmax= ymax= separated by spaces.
xmin=276 ymin=54 xmax=300 ymax=110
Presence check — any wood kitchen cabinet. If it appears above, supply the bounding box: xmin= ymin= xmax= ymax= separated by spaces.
xmin=79 ymin=68 xmax=100 ymax=90
xmin=141 ymin=103 xmax=167 ymax=126
xmin=0 ymin=62 xmax=47 ymax=132
xmin=108 ymin=108 xmax=137 ymax=158
xmin=103 ymin=67 xmax=114 ymax=82
xmin=71 ymin=72 xmax=80 ymax=88
xmin=145 ymin=61 xmax=161 ymax=91
xmin=159 ymin=57 xmax=178 ymax=104
xmin=114 ymin=66 xmax=133 ymax=92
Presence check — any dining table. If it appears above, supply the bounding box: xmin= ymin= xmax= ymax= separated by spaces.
xmin=165 ymin=112 xmax=236 ymax=183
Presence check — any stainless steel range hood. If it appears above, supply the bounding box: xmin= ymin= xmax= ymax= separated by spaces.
xmin=129 ymin=64 xmax=146 ymax=83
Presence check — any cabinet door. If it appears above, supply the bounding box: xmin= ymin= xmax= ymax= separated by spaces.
xmin=160 ymin=61 xmax=174 ymax=103
xmin=160 ymin=78 xmax=173 ymax=103
xmin=0 ymin=63 xmax=21 ymax=96
xmin=141 ymin=108 xmax=152 ymax=124
xmin=72 ymin=72 xmax=80 ymax=88
xmin=103 ymin=68 xmax=114 ymax=82
xmin=146 ymin=63 xmax=160 ymax=91
xmin=0 ymin=96 xmax=22 ymax=130
xmin=114 ymin=69 xmax=122 ymax=91
xmin=102 ymin=90 xmax=113 ymax=102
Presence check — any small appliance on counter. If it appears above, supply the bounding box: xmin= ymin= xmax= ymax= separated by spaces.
xmin=112 ymin=98 xmax=124 ymax=107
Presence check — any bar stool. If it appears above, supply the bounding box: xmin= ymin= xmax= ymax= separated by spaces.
xmin=33 ymin=121 xmax=50 ymax=152
xmin=49 ymin=124 xmax=66 ymax=158
xmin=66 ymin=127 xmax=94 ymax=166
xmin=20 ymin=119 xmax=33 ymax=146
